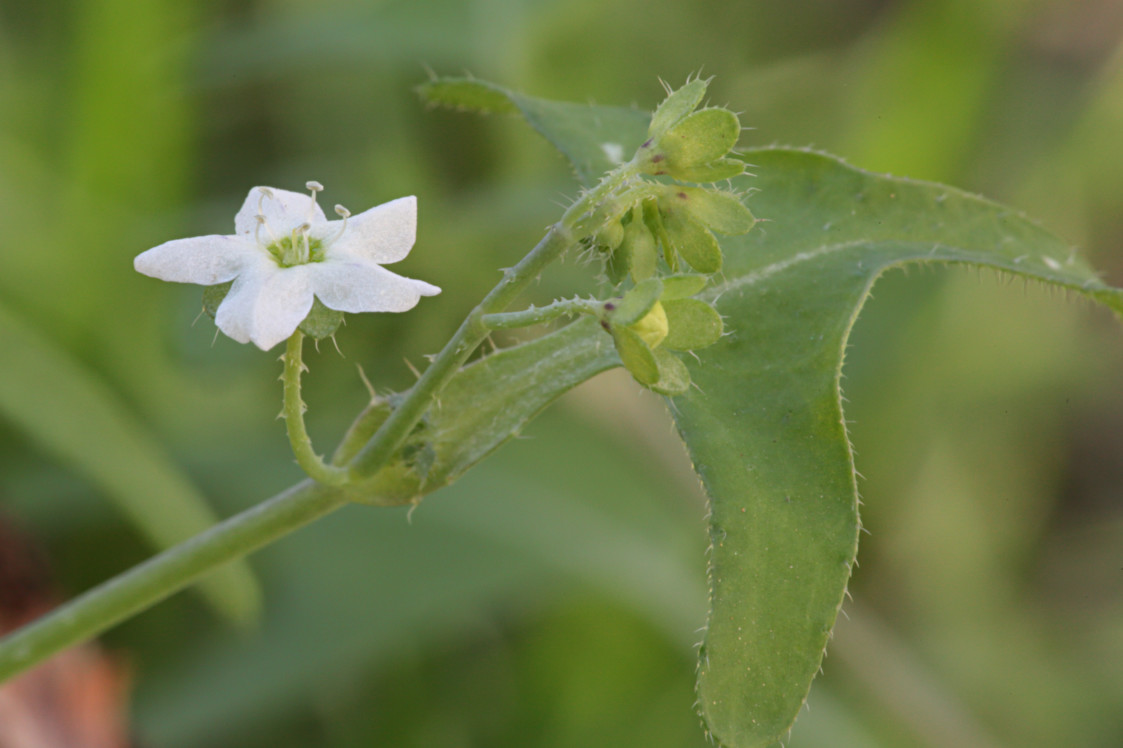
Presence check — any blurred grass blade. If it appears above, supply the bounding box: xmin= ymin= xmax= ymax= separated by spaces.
xmin=0 ymin=302 xmax=261 ymax=625
xmin=418 ymin=77 xmax=649 ymax=185
xmin=677 ymin=147 xmax=1123 ymax=747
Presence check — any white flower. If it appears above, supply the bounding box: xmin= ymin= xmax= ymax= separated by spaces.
xmin=135 ymin=182 xmax=440 ymax=350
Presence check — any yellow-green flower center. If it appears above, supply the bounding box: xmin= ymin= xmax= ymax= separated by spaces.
xmin=267 ymin=233 xmax=326 ymax=268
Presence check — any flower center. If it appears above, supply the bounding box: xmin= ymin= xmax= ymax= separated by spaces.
xmin=254 ymin=181 xmax=349 ymax=268
xmin=267 ymin=231 xmax=326 ymax=268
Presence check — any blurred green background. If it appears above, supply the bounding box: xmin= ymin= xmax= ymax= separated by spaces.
xmin=2 ymin=0 xmax=1123 ymax=745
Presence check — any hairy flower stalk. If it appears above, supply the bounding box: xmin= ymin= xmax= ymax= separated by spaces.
xmin=0 ymin=154 xmax=647 ymax=684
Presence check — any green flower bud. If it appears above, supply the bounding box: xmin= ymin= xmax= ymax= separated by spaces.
xmin=662 ymin=298 xmax=723 ymax=351
xmin=641 ymin=198 xmax=676 ymax=271
xmin=621 ymin=208 xmax=658 ymax=281
xmin=642 ymin=107 xmax=741 ymax=180
xmin=595 ymin=218 xmax=625 ymax=251
xmin=604 ymin=244 xmax=629 ymax=286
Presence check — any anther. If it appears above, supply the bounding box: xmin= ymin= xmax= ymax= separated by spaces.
xmin=255 ymin=213 xmax=279 ymax=245
xmin=330 ymin=204 xmax=351 ymax=243
xmin=305 ymin=181 xmax=324 ymax=222
xmin=296 ymin=222 xmax=312 ymax=264
xmin=256 ymin=187 xmax=275 ymax=216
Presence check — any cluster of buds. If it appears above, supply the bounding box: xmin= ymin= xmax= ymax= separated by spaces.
xmin=589 ymin=78 xmax=756 ymax=393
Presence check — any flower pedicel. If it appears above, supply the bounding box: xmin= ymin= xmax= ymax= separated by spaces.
xmin=135 ymin=182 xmax=440 ymax=350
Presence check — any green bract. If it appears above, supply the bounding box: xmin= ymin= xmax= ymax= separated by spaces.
xmin=647 ymin=77 xmax=710 ymax=140
xmin=620 ymin=208 xmax=658 ymax=281
xmin=611 ymin=325 xmax=660 ymax=385
xmin=669 ymin=186 xmax=756 ymax=235
xmin=660 ymin=273 xmax=709 ymax=299
xmin=657 ymin=108 xmax=740 ymax=175
xmin=202 ymin=281 xmax=345 ymax=342
xmin=662 ymin=298 xmax=723 ymax=351
xmin=604 ymin=278 xmax=663 ymax=326
xmin=649 ymin=348 xmax=691 ymax=396
xmin=661 ymin=208 xmax=722 ymax=274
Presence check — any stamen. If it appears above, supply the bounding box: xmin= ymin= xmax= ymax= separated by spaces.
xmin=297 ymin=222 xmax=312 ymax=264
xmin=255 ymin=214 xmax=279 ymax=245
xmin=305 ymin=181 xmax=324 ymax=222
xmin=330 ymin=204 xmax=351 ymax=244
xmin=256 ymin=187 xmax=275 ymax=216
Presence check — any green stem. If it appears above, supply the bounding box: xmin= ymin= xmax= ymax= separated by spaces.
xmin=283 ymin=331 xmax=349 ymax=485
xmin=0 ymin=480 xmax=345 ymax=684
xmin=481 ymin=297 xmax=599 ymax=330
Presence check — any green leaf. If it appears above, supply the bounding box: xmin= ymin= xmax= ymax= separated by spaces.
xmin=388 ymin=317 xmax=618 ymax=494
xmin=414 ymin=77 xmax=520 ymax=115
xmin=427 ymin=80 xmax=1123 ymax=747
xmin=418 ymin=77 xmax=649 ymax=185
xmin=0 ymin=302 xmax=262 ymax=625
xmin=677 ymin=147 xmax=1123 ymax=748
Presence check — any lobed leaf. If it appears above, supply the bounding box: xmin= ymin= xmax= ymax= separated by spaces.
xmin=425 ymin=79 xmax=1123 ymax=747
xmin=418 ymin=77 xmax=649 ymax=185
xmin=680 ymin=147 xmax=1123 ymax=747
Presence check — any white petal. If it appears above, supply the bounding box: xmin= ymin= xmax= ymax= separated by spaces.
xmin=233 ymin=186 xmax=327 ymax=239
xmin=308 ymin=258 xmax=440 ymax=314
xmin=215 ymin=260 xmax=316 ymax=350
xmin=135 ymin=235 xmax=257 ymax=285
xmin=318 ymin=196 xmax=416 ymax=264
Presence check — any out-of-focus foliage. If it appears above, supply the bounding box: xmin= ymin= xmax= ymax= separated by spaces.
xmin=1 ymin=0 xmax=1121 ymax=746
